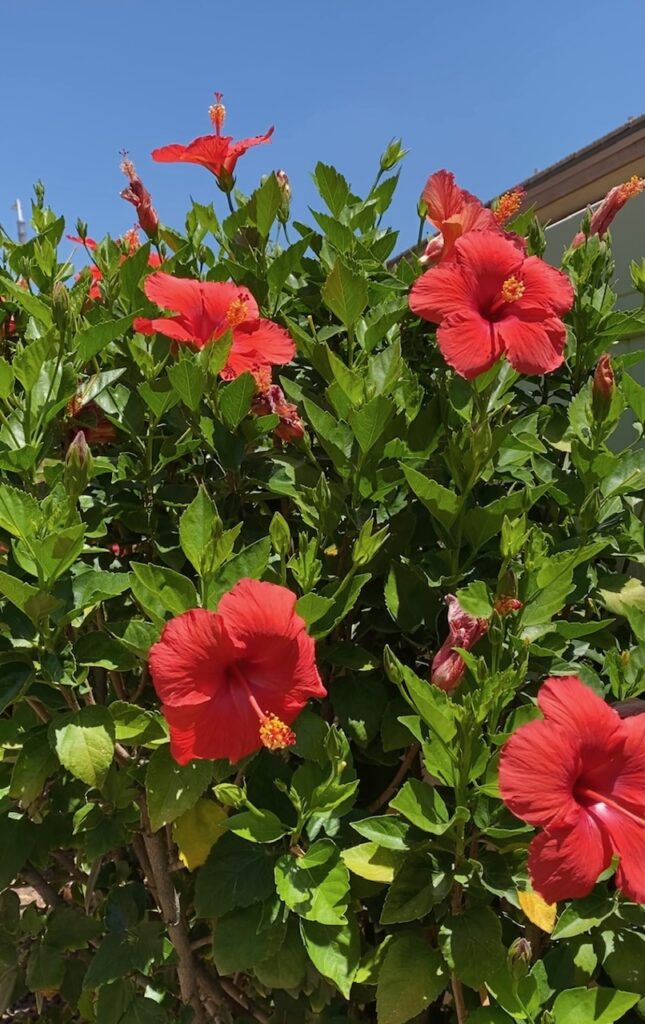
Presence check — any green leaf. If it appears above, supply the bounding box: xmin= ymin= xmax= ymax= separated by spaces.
xmin=26 ymin=942 xmax=65 ymax=992
xmin=604 ymin=932 xmax=645 ymax=995
xmin=599 ymin=577 xmax=645 ymax=616
xmin=552 ymin=988 xmax=639 ymax=1024
xmin=322 ymin=260 xmax=368 ymax=327
xmin=0 ymin=278 xmax=52 ymax=325
xmin=206 ymin=537 xmax=271 ymax=607
xmin=195 ymin=833 xmax=278 ymax=917
xmin=108 ymin=701 xmax=166 ymax=745
xmin=254 ymin=916 xmax=307 ymax=990
xmin=167 ymin=358 xmax=206 ymax=411
xmin=0 ymin=357 xmax=13 ymax=399
xmin=130 ymin=562 xmax=198 ymax=621
xmin=0 ymin=571 xmax=61 ymax=624
xmin=341 ymin=843 xmax=403 ymax=882
xmin=0 ymin=484 xmax=40 ymax=540
xmin=138 ymin=378 xmax=179 ymax=418
xmin=251 ymin=173 xmax=283 ymax=237
xmin=313 ymin=163 xmax=350 ymax=217
xmin=389 ymin=780 xmax=450 ymax=834
xmin=300 ymin=917 xmax=360 ymax=998
xmin=455 ymin=580 xmax=493 ymax=619
xmin=227 ymin=808 xmax=286 ymax=844
xmin=275 ymin=840 xmax=350 ymax=925
xmin=450 ymin=906 xmax=506 ymax=989
xmin=376 ymin=931 xmax=447 ymax=1024
xmin=179 ymin=486 xmax=220 ymax=574
xmin=380 ymin=853 xmax=450 ymax=925
xmin=601 ymin=449 xmax=645 ymax=497
xmin=219 ymin=371 xmax=256 ymax=429
xmin=10 ymin=730 xmax=57 ymax=806
xmin=52 ymin=706 xmax=115 ymax=788
xmin=75 ymin=314 xmax=136 ymax=363
xmin=351 ymin=815 xmax=413 ymax=850
xmin=402 ymin=465 xmax=460 ymax=530
xmin=74 ymin=632 xmax=137 ymax=670
xmin=45 ymin=906 xmax=102 ymax=951
xmin=212 ymin=901 xmax=286 ymax=975
xmin=551 ymin=892 xmax=615 ymax=940
xmin=348 ymin=395 xmax=394 ymax=453
xmin=145 ymin=746 xmax=212 ymax=831
xmin=312 ymin=573 xmax=371 ymax=638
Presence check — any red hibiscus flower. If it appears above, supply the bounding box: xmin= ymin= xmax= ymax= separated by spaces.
xmin=133 ymin=272 xmax=295 ymax=379
xmin=251 ymin=369 xmax=305 ymax=443
xmin=499 ymin=675 xmax=645 ymax=904
xmin=420 ymin=170 xmax=498 ymax=265
xmin=573 ymin=176 xmax=645 ymax=246
xmin=430 ymin=594 xmax=488 ymax=692
xmin=152 ymin=92 xmax=273 ymax=187
xmin=409 ymin=230 xmax=574 ymax=378
xmin=148 ymin=578 xmax=326 ymax=764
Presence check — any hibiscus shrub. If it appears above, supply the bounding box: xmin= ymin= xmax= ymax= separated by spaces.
xmin=1 ymin=98 xmax=645 ymax=1024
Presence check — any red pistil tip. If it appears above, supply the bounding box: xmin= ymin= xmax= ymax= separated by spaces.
xmin=209 ymin=92 xmax=226 ymax=135
xmin=259 ymin=713 xmax=296 ymax=751
xmin=494 ymin=187 xmax=526 ymax=225
xmin=225 ymin=297 xmax=248 ymax=327
xmin=501 ymin=275 xmax=525 ymax=303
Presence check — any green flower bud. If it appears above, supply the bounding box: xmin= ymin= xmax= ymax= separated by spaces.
xmin=270 ymin=511 xmax=291 ymax=559
xmin=379 ymin=138 xmax=408 ymax=172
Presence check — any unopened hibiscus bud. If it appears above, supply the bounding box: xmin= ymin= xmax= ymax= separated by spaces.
xmin=213 ymin=782 xmax=246 ymax=808
xmin=64 ymin=430 xmax=92 ymax=498
xmin=270 ymin=511 xmax=291 ymax=559
xmin=592 ymin=354 xmax=615 ymax=421
xmin=120 ymin=153 xmax=159 ymax=238
xmin=276 ymin=169 xmax=291 ymax=224
xmin=501 ymin=514 xmax=527 ymax=559
xmin=508 ymin=938 xmax=532 ymax=979
xmin=417 ymin=196 xmax=428 ymax=220
xmin=51 ymin=281 xmax=70 ymax=334
xmin=573 ymin=176 xmax=645 ymax=246
xmin=494 ymin=596 xmax=523 ymax=615
xmin=380 ymin=138 xmax=407 ymax=172
xmin=430 ymin=594 xmax=489 ymax=693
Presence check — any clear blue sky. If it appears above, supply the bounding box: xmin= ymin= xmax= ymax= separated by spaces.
xmin=2 ymin=0 xmax=644 ymax=250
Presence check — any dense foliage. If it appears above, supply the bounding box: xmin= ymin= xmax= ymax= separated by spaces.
xmin=1 ymin=107 xmax=645 ymax=1024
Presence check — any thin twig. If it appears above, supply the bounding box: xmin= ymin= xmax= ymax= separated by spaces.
xmin=21 ymin=862 xmax=63 ymax=908
xmin=451 ymin=973 xmax=468 ymax=1023
xmin=367 ymin=743 xmax=421 ymax=813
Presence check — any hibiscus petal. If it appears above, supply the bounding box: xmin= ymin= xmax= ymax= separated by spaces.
xmin=610 ymin=715 xmax=645 ymax=816
xmin=133 ymin=315 xmax=197 ymax=344
xmin=537 ymin=676 xmax=620 ymax=739
xmin=228 ymin=127 xmax=275 ymax=160
xmin=499 ymin=718 xmax=581 ymax=827
xmin=163 ymin=696 xmax=261 ymax=765
xmin=149 ymin=608 xmax=239 ymax=708
xmin=497 ymin=315 xmax=567 ymax=375
xmin=422 ymin=170 xmax=480 ymax=228
xmin=435 ymin=310 xmax=503 ymax=379
xmin=408 ymin=265 xmax=476 ymax=323
xmin=201 ymin=282 xmax=259 ymax=325
xmin=597 ymin=808 xmax=645 ymax=904
xmin=453 ymin=229 xmax=523 ymax=282
xmin=528 ymin=813 xmax=612 ymax=904
xmin=514 ymin=257 xmax=574 ymax=317
xmin=151 ymin=144 xmax=191 ymax=164
xmin=225 ymin=320 xmax=295 ymax=378
xmin=144 ymin=272 xmax=203 ymax=316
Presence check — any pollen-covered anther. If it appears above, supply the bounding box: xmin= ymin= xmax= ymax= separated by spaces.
xmin=259 ymin=713 xmax=296 ymax=751
xmin=501 ymin=275 xmax=526 ymax=303
xmin=225 ymin=297 xmax=249 ymax=327
xmin=209 ymin=92 xmax=226 ymax=135
xmin=617 ymin=175 xmax=645 ymax=202
xmin=494 ymin=187 xmax=526 ymax=225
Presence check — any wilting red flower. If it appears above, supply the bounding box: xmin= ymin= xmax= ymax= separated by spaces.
xmin=148 ymin=578 xmax=326 ymax=764
xmin=251 ymin=371 xmax=304 ymax=443
xmin=494 ymin=596 xmax=523 ymax=615
xmin=592 ymin=354 xmax=615 ymax=420
xmin=573 ymin=176 xmax=645 ymax=246
xmin=430 ymin=594 xmax=488 ymax=692
xmin=67 ymin=398 xmax=116 ymax=445
xmin=500 ymin=675 xmax=645 ymax=904
xmin=133 ymin=272 xmax=295 ymax=379
xmin=152 ymin=92 xmax=273 ymax=186
xmin=410 ymin=230 xmax=574 ymax=378
xmin=420 ymin=170 xmax=498 ymax=265
xmin=493 ymin=187 xmax=526 ymax=225
xmin=120 ymin=153 xmax=159 ymax=238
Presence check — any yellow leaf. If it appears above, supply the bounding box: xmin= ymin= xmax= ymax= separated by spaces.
xmin=341 ymin=843 xmax=403 ymax=883
xmin=173 ymin=799 xmax=228 ymax=870
xmin=518 ymin=889 xmax=557 ymax=933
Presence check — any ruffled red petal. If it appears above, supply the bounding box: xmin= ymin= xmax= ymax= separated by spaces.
xmin=513 ymin=257 xmax=574 ymax=317
xmin=499 ymin=717 xmax=581 ymax=828
xmin=528 ymin=813 xmax=612 ymax=904
xmin=435 ymin=309 xmax=503 ymax=379
xmin=497 ymin=315 xmax=567 ymax=375
xmin=224 ymin=319 xmax=296 ymax=378
xmin=408 ymin=265 xmax=477 ymax=323
xmin=149 ymin=608 xmax=240 ymax=708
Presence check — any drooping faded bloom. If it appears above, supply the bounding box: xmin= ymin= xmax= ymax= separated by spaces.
xmin=152 ymin=92 xmax=273 ymax=187
xmin=409 ymin=230 xmax=574 ymax=378
xmin=499 ymin=675 xmax=645 ymax=904
xmin=148 ymin=578 xmax=326 ymax=764
xmin=430 ymin=594 xmax=488 ymax=692
xmin=420 ymin=169 xmax=498 ymax=265
xmin=251 ymin=369 xmax=304 ymax=443
xmin=120 ymin=154 xmax=159 ymax=238
xmin=133 ymin=272 xmax=295 ymax=379
xmin=592 ymin=354 xmax=615 ymax=420
xmin=572 ymin=176 xmax=645 ymax=246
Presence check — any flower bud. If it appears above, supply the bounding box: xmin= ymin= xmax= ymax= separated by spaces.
xmin=64 ymin=430 xmax=92 ymax=498
xmin=276 ymin=170 xmax=291 ymax=224
xmin=270 ymin=511 xmax=291 ymax=559
xmin=508 ymin=937 xmax=532 ymax=979
xmin=592 ymin=354 xmax=615 ymax=421
xmin=51 ymin=281 xmax=71 ymax=334
xmin=379 ymin=138 xmax=407 ymax=172
xmin=120 ymin=154 xmax=159 ymax=239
